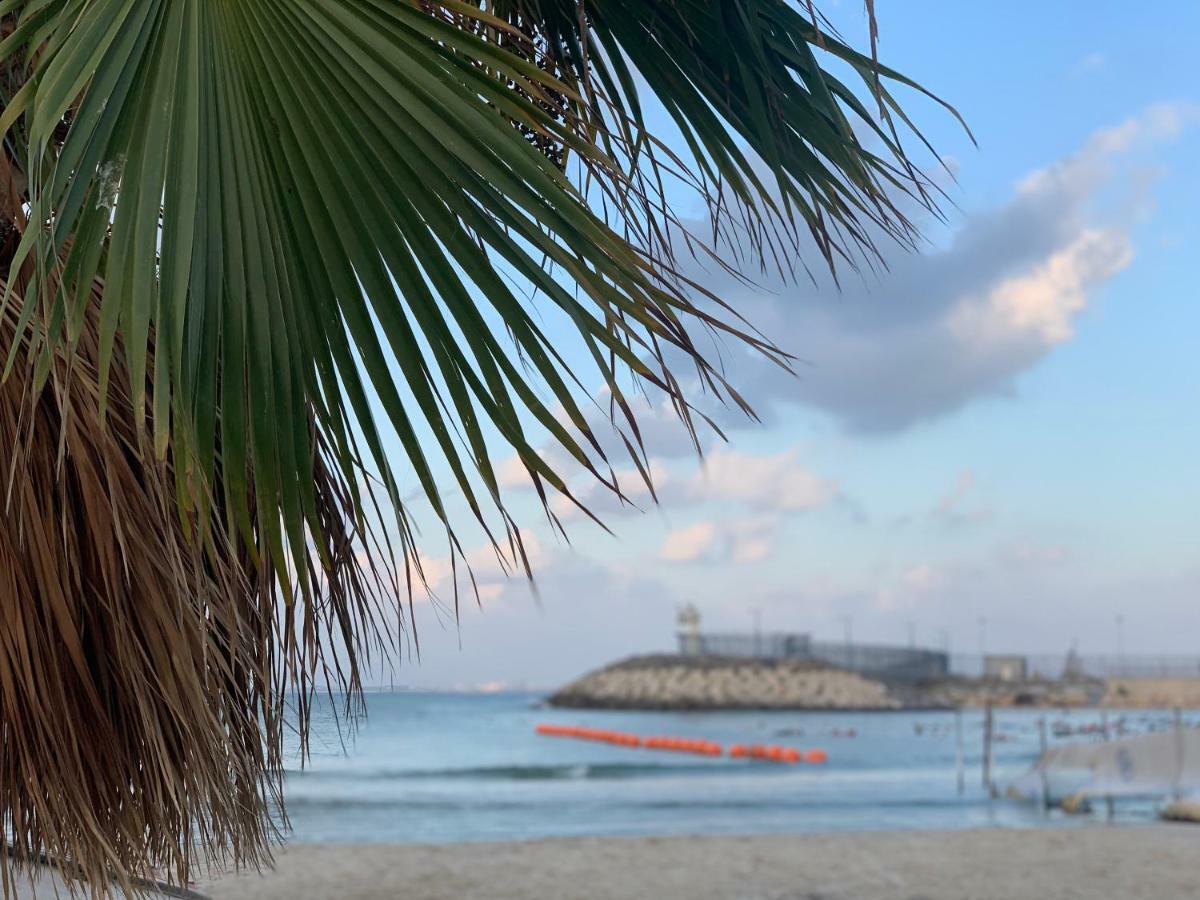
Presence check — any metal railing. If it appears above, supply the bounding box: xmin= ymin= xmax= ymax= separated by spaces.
xmin=678 ymin=632 xmax=949 ymax=683
xmin=678 ymin=633 xmax=1200 ymax=684
xmin=686 ymin=632 xmax=812 ymax=659
xmin=949 ymin=654 xmax=1200 ymax=680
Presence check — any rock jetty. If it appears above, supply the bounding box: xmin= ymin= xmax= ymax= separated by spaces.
xmin=546 ymin=655 xmax=1200 ymax=711
xmin=547 ymin=654 xmax=901 ymax=710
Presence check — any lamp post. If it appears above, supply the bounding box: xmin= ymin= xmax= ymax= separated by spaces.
xmin=1115 ymin=613 xmax=1125 ymax=676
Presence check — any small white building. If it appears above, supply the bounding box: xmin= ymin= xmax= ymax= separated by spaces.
xmin=984 ymin=654 xmax=1028 ymax=682
xmin=676 ymin=604 xmax=702 ymax=656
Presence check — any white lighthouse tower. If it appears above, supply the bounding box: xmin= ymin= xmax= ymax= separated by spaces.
xmin=676 ymin=604 xmax=702 ymax=657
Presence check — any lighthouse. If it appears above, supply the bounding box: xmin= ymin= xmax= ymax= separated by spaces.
xmin=676 ymin=604 xmax=702 ymax=657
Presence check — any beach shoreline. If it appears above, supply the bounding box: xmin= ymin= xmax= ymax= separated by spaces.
xmin=200 ymin=825 xmax=1196 ymax=899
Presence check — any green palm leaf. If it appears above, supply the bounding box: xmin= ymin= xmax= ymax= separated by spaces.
xmin=0 ymin=1 xmax=963 ymax=893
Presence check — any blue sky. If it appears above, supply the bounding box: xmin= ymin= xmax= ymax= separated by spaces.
xmin=381 ymin=1 xmax=1200 ymax=689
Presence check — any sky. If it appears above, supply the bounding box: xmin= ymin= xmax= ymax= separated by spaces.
xmin=372 ymin=1 xmax=1200 ymax=690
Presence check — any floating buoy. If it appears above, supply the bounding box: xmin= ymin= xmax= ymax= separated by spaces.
xmin=729 ymin=744 xmax=749 ymax=758
xmin=534 ymin=726 xmax=728 ymax=756
xmin=804 ymin=748 xmax=828 ymax=764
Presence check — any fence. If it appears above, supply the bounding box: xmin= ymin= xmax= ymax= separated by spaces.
xmin=679 ymin=631 xmax=1200 ymax=685
xmin=949 ymin=654 xmax=1200 ymax=681
xmin=679 ymin=632 xmax=949 ymax=683
xmin=687 ymin=632 xmax=812 ymax=659
xmin=809 ymin=641 xmax=948 ymax=683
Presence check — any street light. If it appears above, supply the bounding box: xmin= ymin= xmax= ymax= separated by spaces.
xmin=1116 ymin=614 xmax=1125 ymax=676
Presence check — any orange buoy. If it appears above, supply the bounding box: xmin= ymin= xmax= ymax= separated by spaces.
xmin=781 ymin=748 xmax=801 ymax=763
xmin=729 ymin=744 xmax=748 ymax=758
xmin=765 ymin=745 xmax=784 ymax=761
xmin=749 ymin=744 xmax=767 ymax=759
xmin=804 ymin=748 xmax=828 ymax=764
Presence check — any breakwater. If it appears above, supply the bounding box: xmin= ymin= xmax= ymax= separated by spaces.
xmin=546 ymin=654 xmax=902 ymax=710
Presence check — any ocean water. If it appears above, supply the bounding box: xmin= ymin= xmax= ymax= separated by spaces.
xmin=280 ymin=692 xmax=1187 ymax=843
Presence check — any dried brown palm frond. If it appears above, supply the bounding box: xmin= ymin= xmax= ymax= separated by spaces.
xmin=1 ymin=268 xmax=262 ymax=895
xmin=1 ymin=214 xmax=395 ymax=897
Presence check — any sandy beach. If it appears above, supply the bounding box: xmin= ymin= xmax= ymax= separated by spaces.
xmin=200 ymin=826 xmax=1197 ymax=899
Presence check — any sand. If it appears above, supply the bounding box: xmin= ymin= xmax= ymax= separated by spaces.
xmin=199 ymin=826 xmax=1197 ymax=900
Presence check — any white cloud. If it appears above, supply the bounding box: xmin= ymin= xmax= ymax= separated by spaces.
xmin=659 ymin=515 xmax=781 ymax=565
xmin=1070 ymin=52 xmax=1106 ymax=77
xmin=495 ymin=453 xmax=536 ymax=489
xmin=412 ymin=529 xmax=553 ymax=608
xmin=1003 ymin=541 xmax=1071 ymax=566
xmin=668 ymin=104 xmax=1194 ymax=433
xmin=688 ymin=447 xmax=837 ymax=512
xmin=541 ymin=444 xmax=836 ymax=528
xmin=901 ymin=563 xmax=945 ymax=591
xmin=547 ymin=458 xmax=670 ymax=522
xmin=659 ymin=521 xmax=718 ymax=563
xmin=930 ymin=468 xmax=993 ymax=528
xmin=948 ymin=228 xmax=1131 ymax=346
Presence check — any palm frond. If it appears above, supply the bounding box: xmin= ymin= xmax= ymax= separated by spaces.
xmin=0 ymin=1 xmax=963 ymax=894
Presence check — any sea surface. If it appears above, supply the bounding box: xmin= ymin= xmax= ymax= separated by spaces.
xmin=280 ymin=692 xmax=1190 ymax=843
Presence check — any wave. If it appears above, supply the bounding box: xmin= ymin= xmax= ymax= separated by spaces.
xmin=282 ymin=794 xmax=989 ymax=814
xmin=287 ymin=761 xmax=727 ymax=782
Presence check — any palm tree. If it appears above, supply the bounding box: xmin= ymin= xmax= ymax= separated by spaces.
xmin=0 ymin=1 xmax=963 ymax=895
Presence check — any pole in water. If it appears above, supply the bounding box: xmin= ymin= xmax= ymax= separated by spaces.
xmin=1038 ymin=716 xmax=1050 ymax=812
xmin=982 ymin=703 xmax=994 ymax=794
xmin=955 ymin=708 xmax=965 ymax=796
xmin=1174 ymin=706 xmax=1185 ymax=800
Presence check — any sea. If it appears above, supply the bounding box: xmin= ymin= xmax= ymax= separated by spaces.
xmin=280 ymin=692 xmax=1191 ymax=843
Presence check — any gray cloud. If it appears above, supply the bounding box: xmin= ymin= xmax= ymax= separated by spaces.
xmin=670 ymin=104 xmax=1194 ymax=434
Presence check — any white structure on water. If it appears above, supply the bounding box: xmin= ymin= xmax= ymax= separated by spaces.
xmin=676 ymin=604 xmax=702 ymax=657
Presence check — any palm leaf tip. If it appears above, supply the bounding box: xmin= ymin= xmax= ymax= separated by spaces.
xmin=0 ymin=0 xmax=962 ymax=894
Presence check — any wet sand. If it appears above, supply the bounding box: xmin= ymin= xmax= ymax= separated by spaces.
xmin=200 ymin=826 xmax=1197 ymax=899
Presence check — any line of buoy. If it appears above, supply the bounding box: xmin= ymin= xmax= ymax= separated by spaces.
xmin=729 ymin=744 xmax=827 ymax=764
xmin=643 ymin=736 xmax=722 ymax=756
xmin=536 ymin=724 xmax=641 ymax=746
xmin=535 ymin=725 xmax=827 ymax=763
